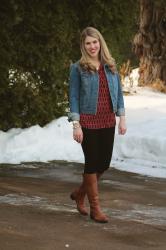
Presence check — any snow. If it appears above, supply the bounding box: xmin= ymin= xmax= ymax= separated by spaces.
xmin=0 ymin=69 xmax=166 ymax=178
xmin=123 ymin=68 xmax=139 ymax=92
xmin=112 ymin=88 xmax=166 ymax=178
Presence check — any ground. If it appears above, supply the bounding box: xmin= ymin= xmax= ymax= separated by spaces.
xmin=0 ymin=161 xmax=166 ymax=250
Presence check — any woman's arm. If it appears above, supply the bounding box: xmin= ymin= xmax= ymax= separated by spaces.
xmin=73 ymin=121 xmax=83 ymax=143
xmin=118 ymin=115 xmax=127 ymax=135
xmin=116 ymin=73 xmax=125 ymax=117
xmin=116 ymin=74 xmax=127 ymax=135
xmin=68 ymin=63 xmax=83 ymax=143
xmin=68 ymin=63 xmax=81 ymax=122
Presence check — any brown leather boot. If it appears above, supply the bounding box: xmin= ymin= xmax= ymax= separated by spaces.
xmin=70 ymin=181 xmax=88 ymax=216
xmin=83 ymin=173 xmax=108 ymax=223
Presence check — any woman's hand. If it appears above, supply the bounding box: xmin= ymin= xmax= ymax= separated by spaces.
xmin=118 ymin=116 xmax=127 ymax=135
xmin=73 ymin=127 xmax=83 ymax=143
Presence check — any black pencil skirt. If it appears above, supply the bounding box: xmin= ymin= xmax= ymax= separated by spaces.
xmin=81 ymin=127 xmax=115 ymax=174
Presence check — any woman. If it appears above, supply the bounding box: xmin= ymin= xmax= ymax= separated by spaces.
xmin=68 ymin=27 xmax=127 ymax=223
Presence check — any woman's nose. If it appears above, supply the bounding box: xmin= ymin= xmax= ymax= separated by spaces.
xmin=90 ymin=43 xmax=95 ymax=49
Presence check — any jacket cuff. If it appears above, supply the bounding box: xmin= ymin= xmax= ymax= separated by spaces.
xmin=116 ymin=108 xmax=125 ymax=117
xmin=68 ymin=112 xmax=80 ymax=122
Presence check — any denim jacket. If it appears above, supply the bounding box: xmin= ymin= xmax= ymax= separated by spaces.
xmin=68 ymin=61 xmax=125 ymax=122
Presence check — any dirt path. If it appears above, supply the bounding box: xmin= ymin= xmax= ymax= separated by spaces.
xmin=0 ymin=161 xmax=166 ymax=250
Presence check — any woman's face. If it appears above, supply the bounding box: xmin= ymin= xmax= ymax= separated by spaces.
xmin=84 ymin=36 xmax=100 ymax=59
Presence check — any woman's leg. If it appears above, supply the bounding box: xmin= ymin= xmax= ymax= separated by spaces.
xmin=70 ymin=128 xmax=99 ymax=216
xmin=85 ymin=127 xmax=115 ymax=222
xmin=70 ymin=174 xmax=88 ymax=216
xmin=81 ymin=128 xmax=99 ymax=174
xmin=81 ymin=128 xmax=108 ymax=223
xmin=97 ymin=127 xmax=115 ymax=174
xmin=83 ymin=173 xmax=108 ymax=223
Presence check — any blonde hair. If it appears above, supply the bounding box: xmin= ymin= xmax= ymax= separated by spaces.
xmin=80 ymin=27 xmax=116 ymax=73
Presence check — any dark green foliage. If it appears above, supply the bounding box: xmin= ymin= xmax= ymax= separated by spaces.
xmin=0 ymin=0 xmax=77 ymax=130
xmin=0 ymin=0 xmax=139 ymax=130
xmin=70 ymin=0 xmax=139 ymax=67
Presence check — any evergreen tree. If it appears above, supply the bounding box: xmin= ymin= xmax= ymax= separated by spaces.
xmin=70 ymin=0 xmax=139 ymax=67
xmin=0 ymin=0 xmax=139 ymax=130
xmin=0 ymin=0 xmax=77 ymax=130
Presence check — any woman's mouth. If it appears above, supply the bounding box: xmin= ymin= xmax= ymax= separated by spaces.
xmin=90 ymin=50 xmax=96 ymax=53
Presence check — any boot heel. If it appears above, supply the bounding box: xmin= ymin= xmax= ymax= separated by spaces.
xmin=90 ymin=213 xmax=94 ymax=220
xmin=70 ymin=190 xmax=88 ymax=216
xmin=70 ymin=193 xmax=76 ymax=200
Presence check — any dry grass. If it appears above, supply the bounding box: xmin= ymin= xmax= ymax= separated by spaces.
xmin=146 ymin=79 xmax=166 ymax=93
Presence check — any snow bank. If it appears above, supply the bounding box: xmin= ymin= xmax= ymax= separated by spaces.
xmin=0 ymin=67 xmax=166 ymax=178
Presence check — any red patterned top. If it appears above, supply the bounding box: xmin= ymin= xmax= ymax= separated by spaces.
xmin=80 ymin=64 xmax=116 ymax=129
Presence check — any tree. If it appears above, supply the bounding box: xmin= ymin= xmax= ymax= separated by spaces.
xmin=133 ymin=0 xmax=166 ymax=85
xmin=70 ymin=0 xmax=139 ymax=67
xmin=0 ymin=0 xmax=139 ymax=130
xmin=0 ymin=0 xmax=77 ymax=130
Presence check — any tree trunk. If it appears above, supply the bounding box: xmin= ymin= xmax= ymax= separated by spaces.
xmin=133 ymin=0 xmax=166 ymax=85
